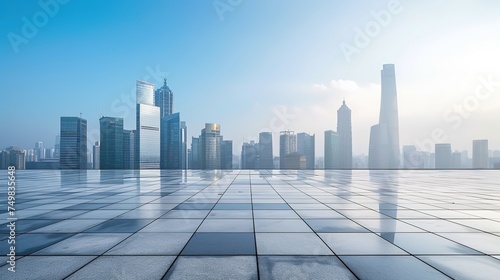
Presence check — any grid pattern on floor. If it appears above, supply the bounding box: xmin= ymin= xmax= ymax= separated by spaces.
xmin=1 ymin=170 xmax=500 ymax=279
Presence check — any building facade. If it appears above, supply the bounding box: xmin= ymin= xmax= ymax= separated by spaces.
xmin=324 ymin=130 xmax=340 ymax=169
xmin=100 ymin=117 xmax=124 ymax=169
xmin=60 ymin=116 xmax=87 ymax=169
xmin=135 ymin=80 xmax=160 ymax=169
xmin=297 ymin=132 xmax=315 ymax=169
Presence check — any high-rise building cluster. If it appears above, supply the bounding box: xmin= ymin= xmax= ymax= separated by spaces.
xmin=2 ymin=64 xmax=499 ymax=170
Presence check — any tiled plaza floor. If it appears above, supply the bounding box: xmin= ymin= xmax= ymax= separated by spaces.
xmin=1 ymin=170 xmax=500 ymax=279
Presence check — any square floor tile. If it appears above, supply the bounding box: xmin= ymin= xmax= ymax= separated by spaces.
xmin=164 ymin=256 xmax=257 ymax=280
xmin=67 ymin=256 xmax=175 ymax=280
xmin=305 ymin=219 xmax=369 ymax=233
xmin=182 ymin=233 xmax=255 ymax=255
xmin=319 ymin=233 xmax=407 ymax=255
xmin=418 ymin=256 xmax=500 ymax=280
xmin=255 ymin=219 xmax=312 ymax=233
xmin=385 ymin=233 xmax=481 ymax=255
xmin=33 ymin=233 xmax=130 ymax=255
xmin=0 ymin=256 xmax=94 ymax=280
xmin=140 ymin=219 xmax=203 ymax=233
xmin=197 ymin=219 xmax=254 ymax=232
xmin=85 ymin=219 xmax=153 ymax=233
xmin=256 ymin=233 xmax=333 ymax=255
xmin=106 ymin=233 xmax=192 ymax=255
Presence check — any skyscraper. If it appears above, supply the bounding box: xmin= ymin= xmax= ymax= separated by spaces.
xmin=181 ymin=121 xmax=188 ymax=169
xmin=258 ymin=132 xmax=273 ymax=169
xmin=403 ymin=145 xmax=425 ymax=169
xmin=338 ymin=101 xmax=352 ymax=169
xmin=160 ymin=112 xmax=181 ymax=169
xmin=324 ymin=130 xmax=340 ymax=169
xmin=154 ymin=78 xmax=174 ymax=118
xmin=297 ymin=132 xmax=315 ymax=169
xmin=280 ymin=131 xmax=297 ymax=169
xmin=93 ymin=141 xmax=100 ymax=170
xmin=473 ymin=139 xmax=489 ymax=169
xmin=99 ymin=117 xmax=124 ymax=169
xmin=452 ymin=151 xmax=462 ymax=169
xmin=241 ymin=141 xmax=259 ymax=169
xmin=200 ymin=123 xmax=222 ymax=169
xmin=54 ymin=134 xmax=60 ymax=158
xmin=221 ymin=140 xmax=233 ymax=169
xmin=60 ymin=116 xmax=87 ymax=169
xmin=369 ymin=64 xmax=400 ymax=169
xmin=123 ymin=130 xmax=135 ymax=169
xmin=34 ymin=142 xmax=44 ymax=161
xmin=190 ymin=137 xmax=200 ymax=169
xmin=435 ymin=143 xmax=452 ymax=169
xmin=135 ymin=80 xmax=160 ymax=169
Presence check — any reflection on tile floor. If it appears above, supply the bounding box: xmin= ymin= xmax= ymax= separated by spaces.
xmin=1 ymin=170 xmax=500 ymax=279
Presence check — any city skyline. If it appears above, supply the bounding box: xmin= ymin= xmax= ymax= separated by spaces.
xmin=2 ymin=1 xmax=500 ymax=156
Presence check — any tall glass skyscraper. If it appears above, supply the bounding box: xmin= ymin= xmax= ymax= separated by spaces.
xmin=338 ymin=101 xmax=352 ymax=169
xmin=181 ymin=121 xmax=188 ymax=169
xmin=435 ymin=143 xmax=452 ymax=169
xmin=200 ymin=123 xmax=222 ymax=169
xmin=297 ymin=132 xmax=315 ymax=169
xmin=99 ymin=117 xmax=124 ymax=169
xmin=221 ymin=140 xmax=233 ymax=169
xmin=60 ymin=116 xmax=87 ymax=169
xmin=123 ymin=130 xmax=135 ymax=169
xmin=280 ymin=131 xmax=297 ymax=169
xmin=473 ymin=139 xmax=489 ymax=169
xmin=258 ymin=132 xmax=273 ymax=169
xmin=160 ymin=112 xmax=181 ymax=169
xmin=241 ymin=141 xmax=259 ymax=169
xmin=369 ymin=64 xmax=400 ymax=169
xmin=324 ymin=130 xmax=340 ymax=169
xmin=93 ymin=141 xmax=100 ymax=170
xmin=135 ymin=80 xmax=160 ymax=169
xmin=190 ymin=137 xmax=200 ymax=169
xmin=154 ymin=78 xmax=174 ymax=118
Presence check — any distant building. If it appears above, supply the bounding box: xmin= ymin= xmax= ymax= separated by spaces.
xmin=34 ymin=142 xmax=44 ymax=161
xmin=135 ymin=80 xmax=160 ymax=169
xmin=452 ymin=152 xmax=462 ymax=169
xmin=280 ymin=131 xmax=296 ymax=169
xmin=435 ymin=143 xmax=452 ymax=169
xmin=181 ymin=121 xmax=188 ymax=169
xmin=26 ymin=159 xmax=59 ymax=169
xmin=403 ymin=145 xmax=424 ymax=169
xmin=200 ymin=123 xmax=222 ymax=169
xmin=282 ymin=152 xmax=306 ymax=169
xmin=100 ymin=117 xmax=124 ymax=169
xmin=93 ymin=141 xmax=100 ymax=169
xmin=221 ymin=140 xmax=233 ymax=169
xmin=297 ymin=132 xmax=315 ymax=169
xmin=189 ymin=137 xmax=200 ymax=169
xmin=154 ymin=78 xmax=174 ymax=118
xmin=60 ymin=116 xmax=87 ymax=169
xmin=324 ymin=130 xmax=339 ymax=169
xmin=123 ymin=130 xmax=135 ymax=169
xmin=337 ymin=101 xmax=352 ymax=169
xmin=242 ymin=141 xmax=259 ymax=169
xmin=160 ymin=113 xmax=181 ymax=169
xmin=1 ymin=147 xmax=26 ymax=169
xmin=258 ymin=132 xmax=273 ymax=169
xmin=369 ymin=64 xmax=400 ymax=169
xmin=473 ymin=140 xmax=488 ymax=169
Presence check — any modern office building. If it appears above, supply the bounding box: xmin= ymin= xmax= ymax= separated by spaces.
xmin=258 ymin=132 xmax=273 ymax=169
xmin=54 ymin=134 xmax=60 ymax=158
xmin=473 ymin=139 xmax=489 ymax=169
xmin=60 ymin=116 xmax=87 ymax=169
xmin=435 ymin=143 xmax=452 ymax=169
xmin=324 ymin=130 xmax=340 ymax=169
xmin=200 ymin=123 xmax=222 ymax=169
xmin=297 ymin=132 xmax=315 ymax=169
xmin=35 ymin=142 xmax=44 ymax=161
xmin=123 ymin=130 xmax=135 ymax=169
xmin=181 ymin=121 xmax=188 ymax=169
xmin=221 ymin=140 xmax=233 ymax=169
xmin=241 ymin=141 xmax=259 ymax=169
xmin=160 ymin=112 xmax=181 ymax=169
xmin=452 ymin=151 xmax=462 ymax=169
xmin=402 ymin=145 xmax=425 ymax=169
xmin=100 ymin=117 xmax=124 ymax=169
xmin=282 ymin=152 xmax=306 ymax=169
xmin=369 ymin=64 xmax=400 ymax=169
xmin=135 ymin=80 xmax=160 ymax=169
xmin=189 ymin=137 xmax=200 ymax=169
xmin=93 ymin=141 xmax=100 ymax=170
xmin=154 ymin=78 xmax=174 ymax=118
xmin=1 ymin=147 xmax=26 ymax=169
xmin=338 ymin=101 xmax=352 ymax=169
xmin=279 ymin=131 xmax=296 ymax=169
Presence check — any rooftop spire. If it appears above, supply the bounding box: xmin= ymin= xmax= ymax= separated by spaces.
xmin=163 ymin=78 xmax=167 ymax=87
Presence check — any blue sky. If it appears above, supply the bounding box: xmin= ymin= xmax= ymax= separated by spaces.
xmin=2 ymin=0 xmax=500 ymax=156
